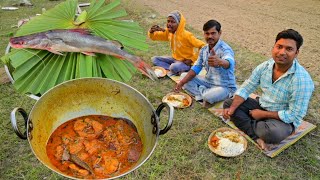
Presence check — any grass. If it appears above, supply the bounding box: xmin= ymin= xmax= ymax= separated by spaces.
xmin=0 ymin=0 xmax=319 ymax=179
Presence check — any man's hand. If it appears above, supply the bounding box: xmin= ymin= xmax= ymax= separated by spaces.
xmin=173 ymin=70 xmax=196 ymax=92
xmin=249 ymin=109 xmax=266 ymax=120
xmin=208 ymin=48 xmax=230 ymax=68
xmin=207 ymin=49 xmax=220 ymax=67
xmin=149 ymin=25 xmax=165 ymax=33
xmin=249 ymin=109 xmax=280 ymax=121
xmin=223 ymin=107 xmax=236 ymax=120
xmin=223 ymin=108 xmax=231 ymax=119
xmin=223 ymin=95 xmax=245 ymax=120
xmin=183 ymin=59 xmax=193 ymax=66
xmin=174 ymin=81 xmax=183 ymax=92
xmin=208 ymin=55 xmax=221 ymax=67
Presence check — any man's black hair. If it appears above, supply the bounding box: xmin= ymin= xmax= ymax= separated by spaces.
xmin=276 ymin=29 xmax=303 ymax=50
xmin=203 ymin=20 xmax=221 ymax=32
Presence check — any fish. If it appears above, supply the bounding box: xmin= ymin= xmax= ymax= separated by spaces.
xmin=62 ymin=147 xmax=94 ymax=174
xmin=70 ymin=154 xmax=94 ymax=174
xmin=9 ymin=29 xmax=157 ymax=80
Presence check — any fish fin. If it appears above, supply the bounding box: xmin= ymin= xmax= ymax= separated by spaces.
xmin=110 ymin=40 xmax=124 ymax=49
xmin=68 ymin=29 xmax=91 ymax=35
xmin=81 ymin=52 xmax=96 ymax=56
xmin=48 ymin=49 xmax=64 ymax=55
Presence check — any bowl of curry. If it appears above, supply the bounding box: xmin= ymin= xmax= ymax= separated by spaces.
xmin=10 ymin=78 xmax=174 ymax=179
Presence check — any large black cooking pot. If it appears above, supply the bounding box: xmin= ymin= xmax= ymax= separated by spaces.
xmin=11 ymin=78 xmax=174 ymax=179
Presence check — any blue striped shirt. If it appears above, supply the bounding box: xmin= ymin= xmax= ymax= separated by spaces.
xmin=191 ymin=40 xmax=237 ymax=90
xmin=236 ymin=58 xmax=314 ymax=128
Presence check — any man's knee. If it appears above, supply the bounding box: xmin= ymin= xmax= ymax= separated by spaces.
xmin=151 ymin=56 xmax=159 ymax=64
xmin=169 ymin=64 xmax=177 ymax=72
xmin=169 ymin=64 xmax=181 ymax=74
xmin=203 ymin=92 xmax=226 ymax=104
xmin=254 ymin=121 xmax=291 ymax=144
xmin=170 ymin=62 xmax=190 ymax=73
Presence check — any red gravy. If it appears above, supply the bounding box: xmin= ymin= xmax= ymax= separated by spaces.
xmin=46 ymin=115 xmax=143 ymax=179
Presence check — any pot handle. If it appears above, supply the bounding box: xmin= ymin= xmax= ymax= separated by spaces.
xmin=10 ymin=107 xmax=28 ymax=139
xmin=156 ymin=103 xmax=174 ymax=135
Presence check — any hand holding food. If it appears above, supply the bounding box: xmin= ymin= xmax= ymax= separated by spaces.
xmin=149 ymin=25 xmax=165 ymax=33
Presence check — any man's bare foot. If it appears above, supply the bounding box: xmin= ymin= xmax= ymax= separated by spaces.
xmin=256 ymin=138 xmax=269 ymax=151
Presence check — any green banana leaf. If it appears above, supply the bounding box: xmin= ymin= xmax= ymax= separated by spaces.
xmin=2 ymin=0 xmax=149 ymax=96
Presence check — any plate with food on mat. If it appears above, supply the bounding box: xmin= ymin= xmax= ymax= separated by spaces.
xmin=208 ymin=127 xmax=247 ymax=157
xmin=162 ymin=92 xmax=192 ymax=108
xmin=152 ymin=66 xmax=167 ymax=78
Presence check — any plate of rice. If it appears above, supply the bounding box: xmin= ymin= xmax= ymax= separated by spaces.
xmin=208 ymin=127 xmax=247 ymax=157
xmin=152 ymin=66 xmax=167 ymax=78
xmin=162 ymin=92 xmax=192 ymax=108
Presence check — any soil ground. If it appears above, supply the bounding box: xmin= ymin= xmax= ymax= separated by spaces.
xmin=134 ymin=0 xmax=320 ymax=79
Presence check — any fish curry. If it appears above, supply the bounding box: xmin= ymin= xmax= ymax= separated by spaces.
xmin=46 ymin=115 xmax=143 ymax=179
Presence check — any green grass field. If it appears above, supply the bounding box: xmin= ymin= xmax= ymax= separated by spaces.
xmin=0 ymin=0 xmax=319 ymax=179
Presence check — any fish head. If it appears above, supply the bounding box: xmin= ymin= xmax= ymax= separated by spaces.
xmin=110 ymin=40 xmax=124 ymax=50
xmin=10 ymin=33 xmax=48 ymax=49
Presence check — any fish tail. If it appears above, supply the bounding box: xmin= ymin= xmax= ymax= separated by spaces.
xmin=133 ymin=58 xmax=158 ymax=81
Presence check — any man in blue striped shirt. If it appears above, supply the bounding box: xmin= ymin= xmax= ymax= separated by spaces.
xmin=174 ymin=20 xmax=237 ymax=106
xmin=223 ymin=29 xmax=314 ymax=150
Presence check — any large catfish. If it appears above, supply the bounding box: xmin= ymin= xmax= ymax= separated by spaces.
xmin=10 ymin=29 xmax=157 ymax=80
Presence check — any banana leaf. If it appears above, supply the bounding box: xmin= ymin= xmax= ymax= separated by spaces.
xmin=2 ymin=0 xmax=149 ymax=96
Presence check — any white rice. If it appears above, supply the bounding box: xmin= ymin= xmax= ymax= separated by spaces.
xmin=154 ymin=69 xmax=163 ymax=77
xmin=215 ymin=137 xmax=244 ymax=156
xmin=163 ymin=100 xmax=180 ymax=107
xmin=163 ymin=95 xmax=185 ymax=107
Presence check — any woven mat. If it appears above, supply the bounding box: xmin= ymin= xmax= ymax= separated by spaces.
xmin=168 ymin=70 xmax=316 ymax=157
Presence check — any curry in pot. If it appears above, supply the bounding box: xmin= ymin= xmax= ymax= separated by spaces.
xmin=46 ymin=115 xmax=143 ymax=179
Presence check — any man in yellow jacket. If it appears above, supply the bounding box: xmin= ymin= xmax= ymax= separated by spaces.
xmin=148 ymin=10 xmax=205 ymax=75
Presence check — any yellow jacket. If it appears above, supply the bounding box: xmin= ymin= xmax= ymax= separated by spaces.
xmin=148 ymin=12 xmax=205 ymax=63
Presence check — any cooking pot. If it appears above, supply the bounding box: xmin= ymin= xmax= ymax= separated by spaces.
xmin=10 ymin=78 xmax=174 ymax=179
